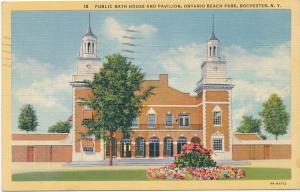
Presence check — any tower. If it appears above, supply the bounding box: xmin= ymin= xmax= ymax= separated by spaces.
xmin=73 ymin=13 xmax=102 ymax=82
xmin=70 ymin=13 xmax=103 ymax=161
xmin=194 ymin=17 xmax=234 ymax=160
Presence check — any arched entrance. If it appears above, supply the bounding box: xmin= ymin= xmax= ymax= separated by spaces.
xmin=135 ymin=137 xmax=145 ymax=158
xmin=191 ymin=137 xmax=201 ymax=144
xmin=121 ymin=138 xmax=131 ymax=158
xmin=105 ymin=137 xmax=116 ymax=157
xmin=177 ymin=137 xmax=187 ymax=154
xmin=149 ymin=137 xmax=159 ymax=158
xmin=164 ymin=137 xmax=173 ymax=157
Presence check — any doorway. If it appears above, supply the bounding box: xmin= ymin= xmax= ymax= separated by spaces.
xmin=149 ymin=137 xmax=159 ymax=157
xmin=121 ymin=138 xmax=131 ymax=158
xmin=27 ymin=146 xmax=34 ymax=162
xmin=264 ymin=145 xmax=271 ymax=159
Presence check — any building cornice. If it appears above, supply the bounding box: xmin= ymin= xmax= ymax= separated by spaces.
xmin=201 ymin=60 xmax=226 ymax=67
xmin=194 ymin=84 xmax=234 ymax=94
xmin=69 ymin=81 xmax=90 ymax=88
xmin=77 ymin=57 xmax=100 ymax=61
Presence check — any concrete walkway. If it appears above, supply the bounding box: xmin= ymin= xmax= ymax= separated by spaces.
xmin=64 ymin=158 xmax=250 ymax=167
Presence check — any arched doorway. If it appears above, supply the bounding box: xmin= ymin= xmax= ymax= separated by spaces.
xmin=191 ymin=137 xmax=201 ymax=144
xmin=164 ymin=137 xmax=173 ymax=157
xmin=105 ymin=137 xmax=116 ymax=157
xmin=121 ymin=138 xmax=131 ymax=158
xmin=135 ymin=137 xmax=145 ymax=158
xmin=149 ymin=137 xmax=159 ymax=158
xmin=177 ymin=137 xmax=187 ymax=154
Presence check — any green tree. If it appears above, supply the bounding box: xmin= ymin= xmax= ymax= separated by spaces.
xmin=236 ymin=115 xmax=267 ymax=140
xmin=18 ymin=104 xmax=38 ymax=132
xmin=260 ymin=93 xmax=289 ymax=140
xmin=83 ymin=54 xmax=154 ymax=166
xmin=48 ymin=121 xmax=71 ymax=133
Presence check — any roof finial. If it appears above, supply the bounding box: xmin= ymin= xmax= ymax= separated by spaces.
xmin=212 ymin=15 xmax=215 ymax=33
xmin=83 ymin=12 xmax=96 ymax=37
xmin=209 ymin=15 xmax=218 ymax=40
xmin=88 ymin=12 xmax=91 ymax=29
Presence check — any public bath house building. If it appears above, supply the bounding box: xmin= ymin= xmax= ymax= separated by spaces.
xmin=12 ymin=20 xmax=291 ymax=162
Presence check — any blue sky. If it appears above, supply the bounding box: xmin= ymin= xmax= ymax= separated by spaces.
xmin=12 ymin=10 xmax=291 ymax=140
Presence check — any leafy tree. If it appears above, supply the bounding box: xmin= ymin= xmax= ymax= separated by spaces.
xmin=82 ymin=54 xmax=154 ymax=166
xmin=18 ymin=104 xmax=38 ymax=132
xmin=48 ymin=121 xmax=71 ymax=133
xmin=236 ymin=115 xmax=267 ymax=140
xmin=237 ymin=115 xmax=261 ymax=133
xmin=260 ymin=93 xmax=289 ymax=140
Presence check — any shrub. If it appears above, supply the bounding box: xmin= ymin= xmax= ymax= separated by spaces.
xmin=147 ymin=142 xmax=246 ymax=180
xmin=174 ymin=142 xmax=216 ymax=168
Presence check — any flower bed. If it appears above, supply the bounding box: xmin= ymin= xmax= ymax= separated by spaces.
xmin=147 ymin=143 xmax=246 ymax=180
xmin=147 ymin=165 xmax=245 ymax=180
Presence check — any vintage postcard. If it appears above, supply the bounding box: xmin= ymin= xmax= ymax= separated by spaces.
xmin=2 ymin=0 xmax=300 ymax=190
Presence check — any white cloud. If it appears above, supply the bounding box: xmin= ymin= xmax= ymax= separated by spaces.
xmin=224 ymin=42 xmax=290 ymax=82
xmin=128 ymin=24 xmax=158 ymax=37
xmin=233 ymin=80 xmax=290 ymax=102
xmin=12 ymin=57 xmax=54 ymax=78
xmin=103 ymin=17 xmax=127 ymax=43
xmin=154 ymin=43 xmax=205 ymax=93
xmin=103 ymin=17 xmax=158 ymax=44
xmin=15 ymin=73 xmax=72 ymax=111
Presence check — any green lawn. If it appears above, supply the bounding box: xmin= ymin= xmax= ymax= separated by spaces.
xmin=12 ymin=167 xmax=291 ymax=181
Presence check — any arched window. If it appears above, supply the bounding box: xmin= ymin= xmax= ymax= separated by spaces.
xmin=121 ymin=138 xmax=131 ymax=158
xmin=213 ymin=46 xmax=216 ymax=56
xmin=177 ymin=136 xmax=187 ymax=154
xmin=92 ymin=43 xmax=95 ymax=53
xmin=87 ymin=42 xmax=91 ymax=53
xmin=135 ymin=137 xmax=145 ymax=158
xmin=191 ymin=137 xmax=201 ymax=144
xmin=213 ymin=105 xmax=222 ymax=126
xmin=149 ymin=137 xmax=159 ymax=157
xmin=209 ymin=46 xmax=212 ymax=57
xmin=164 ymin=137 xmax=173 ymax=157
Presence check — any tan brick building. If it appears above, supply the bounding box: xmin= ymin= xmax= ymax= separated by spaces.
xmin=69 ymin=21 xmax=234 ymax=161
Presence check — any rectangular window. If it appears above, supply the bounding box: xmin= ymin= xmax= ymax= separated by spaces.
xmin=165 ymin=113 xmax=173 ymax=127
xmin=178 ymin=114 xmax=190 ymax=127
xmin=148 ymin=114 xmax=156 ymax=128
xmin=213 ymin=111 xmax=222 ymax=125
xmin=213 ymin=138 xmax=223 ymax=151
xmin=131 ymin=118 xmax=138 ymax=128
